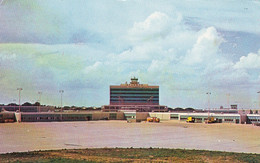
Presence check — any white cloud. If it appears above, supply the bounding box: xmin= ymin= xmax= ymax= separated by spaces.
xmin=183 ymin=27 xmax=224 ymax=65
xmin=234 ymin=50 xmax=260 ymax=69
xmin=148 ymin=60 xmax=169 ymax=73
xmin=175 ymin=0 xmax=260 ymax=34
xmin=128 ymin=11 xmax=182 ymax=42
xmin=114 ymin=46 xmax=153 ymax=62
xmin=201 ymin=55 xmax=259 ymax=89
xmin=84 ymin=61 xmax=103 ymax=74
xmin=205 ymin=66 xmax=250 ymax=88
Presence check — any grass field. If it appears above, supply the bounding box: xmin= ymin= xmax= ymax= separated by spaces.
xmin=0 ymin=148 xmax=259 ymax=163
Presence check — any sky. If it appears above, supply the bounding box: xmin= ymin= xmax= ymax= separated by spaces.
xmin=0 ymin=0 xmax=260 ymax=109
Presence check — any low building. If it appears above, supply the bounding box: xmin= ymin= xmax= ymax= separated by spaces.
xmin=149 ymin=112 xmax=241 ymax=123
xmin=178 ymin=113 xmax=241 ymax=123
xmin=246 ymin=114 xmax=260 ymax=124
xmin=17 ymin=112 xmax=125 ymax=122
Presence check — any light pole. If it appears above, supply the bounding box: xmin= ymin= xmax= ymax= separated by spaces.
xmin=38 ymin=91 xmax=42 ymax=112
xmin=258 ymin=91 xmax=260 ymax=109
xmin=206 ymin=92 xmax=211 ymax=123
xmin=253 ymin=101 xmax=257 ymax=110
xmin=17 ymin=88 xmax=23 ymax=112
xmin=38 ymin=91 xmax=42 ymax=103
xmin=226 ymin=93 xmax=230 ymax=109
xmin=206 ymin=92 xmax=211 ymax=110
xmin=59 ymin=90 xmax=64 ymax=112
xmin=59 ymin=90 xmax=64 ymax=121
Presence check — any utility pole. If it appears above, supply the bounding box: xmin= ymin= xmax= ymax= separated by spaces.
xmin=59 ymin=90 xmax=64 ymax=121
xmin=59 ymin=90 xmax=64 ymax=112
xmin=206 ymin=92 xmax=211 ymax=110
xmin=258 ymin=91 xmax=260 ymax=109
xmin=226 ymin=93 xmax=230 ymax=109
xmin=38 ymin=91 xmax=42 ymax=112
xmin=17 ymin=88 xmax=23 ymax=112
xmin=206 ymin=92 xmax=211 ymax=123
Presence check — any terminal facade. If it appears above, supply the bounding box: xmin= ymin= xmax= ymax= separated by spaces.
xmin=102 ymin=77 xmax=168 ymax=112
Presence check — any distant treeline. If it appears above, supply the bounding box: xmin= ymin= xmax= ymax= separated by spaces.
xmin=0 ymin=102 xmax=101 ymax=111
xmin=1 ymin=102 xmax=195 ymax=112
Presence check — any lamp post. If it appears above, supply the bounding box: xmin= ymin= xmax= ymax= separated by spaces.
xmin=206 ymin=92 xmax=211 ymax=123
xmin=226 ymin=93 xmax=230 ymax=109
xmin=17 ymin=88 xmax=23 ymax=112
xmin=258 ymin=91 xmax=260 ymax=109
xmin=59 ymin=90 xmax=64 ymax=112
xmin=253 ymin=101 xmax=257 ymax=110
xmin=59 ymin=90 xmax=64 ymax=121
xmin=38 ymin=91 xmax=42 ymax=112
xmin=206 ymin=92 xmax=211 ymax=110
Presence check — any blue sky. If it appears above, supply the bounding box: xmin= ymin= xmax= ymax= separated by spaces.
xmin=0 ymin=0 xmax=260 ymax=109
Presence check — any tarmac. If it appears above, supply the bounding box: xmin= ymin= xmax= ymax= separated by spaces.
xmin=0 ymin=120 xmax=259 ymax=154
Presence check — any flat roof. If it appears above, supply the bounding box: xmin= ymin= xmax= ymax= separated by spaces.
xmin=21 ymin=111 xmax=113 ymax=115
xmin=150 ymin=112 xmax=241 ymax=117
xmin=246 ymin=114 xmax=260 ymax=117
xmin=110 ymin=85 xmax=159 ymax=88
xmin=103 ymin=105 xmax=166 ymax=106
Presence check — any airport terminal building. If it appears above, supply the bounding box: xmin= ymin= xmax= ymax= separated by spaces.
xmin=102 ymin=77 xmax=168 ymax=112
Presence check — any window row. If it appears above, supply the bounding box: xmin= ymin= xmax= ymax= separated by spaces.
xmin=111 ymin=94 xmax=159 ymax=97
xmin=111 ymin=88 xmax=159 ymax=91
xmin=111 ymin=97 xmax=159 ymax=100
xmin=110 ymin=99 xmax=159 ymax=102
